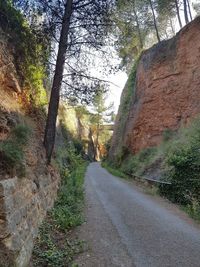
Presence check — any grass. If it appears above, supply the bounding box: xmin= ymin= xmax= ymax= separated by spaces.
xmin=51 ymin=162 xmax=87 ymax=230
xmin=32 ymin=146 xmax=88 ymax=267
xmin=144 ymin=186 xmax=159 ymax=196
xmin=102 ymin=161 xmax=160 ymax=197
xmin=181 ymin=204 xmax=200 ymax=222
xmin=101 ymin=161 xmax=128 ymax=179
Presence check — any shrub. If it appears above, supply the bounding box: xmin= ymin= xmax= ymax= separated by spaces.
xmin=120 ymin=147 xmax=157 ymax=176
xmin=121 ymin=155 xmax=139 ymax=176
xmin=0 ymin=124 xmax=31 ymax=175
xmin=162 ymin=128 xmax=175 ymax=142
xmin=11 ymin=124 xmax=31 ymax=145
xmin=53 ymin=142 xmax=87 ymax=230
xmin=32 ymin=142 xmax=87 ymax=266
xmin=0 ymin=140 xmax=23 ymax=169
xmin=159 ymin=118 xmax=200 ymax=206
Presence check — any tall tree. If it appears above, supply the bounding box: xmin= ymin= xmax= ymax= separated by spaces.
xmin=183 ymin=0 xmax=189 ymax=24
xmin=12 ymin=0 xmax=115 ymax=163
xmin=44 ymin=0 xmax=73 ymax=163
xmin=90 ymin=89 xmax=114 ymax=161
xmin=114 ymin=0 xmax=152 ymax=70
xmin=174 ymin=0 xmax=182 ymax=28
xmin=149 ymin=0 xmax=161 ymax=42
xmin=41 ymin=0 xmax=113 ymax=163
xmin=187 ymin=0 xmax=193 ymax=21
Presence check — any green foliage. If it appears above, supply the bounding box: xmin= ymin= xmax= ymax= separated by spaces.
xmin=115 ymin=146 xmax=130 ymax=166
xmin=182 ymin=203 xmax=200 ymax=221
xmin=0 ymin=1 xmax=48 ymax=107
xmin=121 ymin=61 xmax=138 ymax=114
xmin=162 ymin=128 xmax=175 ymax=142
xmin=0 ymin=140 xmax=24 ymax=168
xmin=33 ymin=222 xmax=85 ymax=267
xmin=0 ymin=124 xmax=31 ymax=175
xmin=112 ymin=117 xmax=200 ymax=217
xmin=27 ymin=65 xmax=48 ymax=107
xmin=52 ymin=153 xmax=87 ymax=230
xmin=114 ymin=0 xmax=177 ymax=70
xmin=11 ymin=124 xmax=31 ymax=145
xmin=32 ymin=142 xmax=88 ymax=266
xmin=102 ymin=162 xmax=127 ymax=179
xmin=120 ymin=147 xmax=157 ymax=176
xmin=159 ymin=120 xmax=200 ymax=206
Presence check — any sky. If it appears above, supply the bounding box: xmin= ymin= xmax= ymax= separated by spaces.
xmin=106 ymin=69 xmax=127 ymax=113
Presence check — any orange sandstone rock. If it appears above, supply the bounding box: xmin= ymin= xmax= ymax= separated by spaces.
xmin=110 ymin=17 xmax=200 ymax=158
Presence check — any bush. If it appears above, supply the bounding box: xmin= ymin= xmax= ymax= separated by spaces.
xmin=162 ymin=128 xmax=175 ymax=142
xmin=0 ymin=124 xmax=31 ymax=175
xmin=120 ymin=147 xmax=157 ymax=176
xmin=0 ymin=140 xmax=23 ymax=168
xmin=159 ymin=119 xmax=200 ymax=206
xmin=12 ymin=124 xmax=31 ymax=145
xmin=51 ymin=161 xmax=86 ymax=230
xmin=32 ymin=142 xmax=88 ymax=266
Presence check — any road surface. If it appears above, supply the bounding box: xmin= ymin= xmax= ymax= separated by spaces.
xmin=75 ymin=162 xmax=200 ymax=267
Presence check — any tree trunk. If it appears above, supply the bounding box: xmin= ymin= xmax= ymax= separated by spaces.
xmin=183 ymin=0 xmax=189 ymax=24
xmin=88 ymin=128 xmax=96 ymax=161
xmin=187 ymin=0 xmax=193 ymax=21
xmin=170 ymin=18 xmax=175 ymax=36
xmin=94 ymin=121 xmax=100 ymax=161
xmin=133 ymin=8 xmax=143 ymax=50
xmin=44 ymin=0 xmax=73 ymax=164
xmin=174 ymin=0 xmax=182 ymax=29
xmin=149 ymin=0 xmax=160 ymax=42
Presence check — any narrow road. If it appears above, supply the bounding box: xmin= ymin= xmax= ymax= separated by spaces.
xmin=75 ymin=163 xmax=200 ymax=267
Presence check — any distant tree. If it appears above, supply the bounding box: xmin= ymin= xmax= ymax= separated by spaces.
xmin=156 ymin=0 xmax=177 ymax=37
xmin=149 ymin=0 xmax=161 ymax=42
xmin=90 ymin=89 xmax=114 ymax=161
xmin=114 ymin=0 xmax=153 ymax=70
xmin=174 ymin=0 xmax=182 ymax=28
xmin=193 ymin=2 xmax=200 ymax=16
xmin=183 ymin=0 xmax=189 ymax=24
xmin=187 ymin=0 xmax=193 ymax=21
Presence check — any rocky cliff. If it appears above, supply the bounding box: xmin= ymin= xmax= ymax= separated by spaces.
xmin=110 ymin=17 xmax=200 ymax=159
xmin=0 ymin=19 xmax=60 ymax=267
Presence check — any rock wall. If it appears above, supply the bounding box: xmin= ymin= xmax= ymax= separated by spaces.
xmin=110 ymin=17 xmax=200 ymax=158
xmin=0 ymin=27 xmax=60 ymax=267
xmin=0 ymin=172 xmax=59 ymax=267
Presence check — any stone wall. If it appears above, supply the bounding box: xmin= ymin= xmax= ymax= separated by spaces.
xmin=0 ymin=20 xmax=60 ymax=267
xmin=0 ymin=172 xmax=60 ymax=267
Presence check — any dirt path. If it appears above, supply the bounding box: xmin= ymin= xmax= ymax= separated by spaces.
xmin=74 ymin=162 xmax=200 ymax=267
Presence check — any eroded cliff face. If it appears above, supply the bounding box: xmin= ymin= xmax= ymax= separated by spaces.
xmin=110 ymin=17 xmax=200 ymax=159
xmin=0 ymin=29 xmax=60 ymax=267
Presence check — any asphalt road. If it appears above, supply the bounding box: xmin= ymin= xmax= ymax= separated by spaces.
xmin=75 ymin=162 xmax=200 ymax=267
